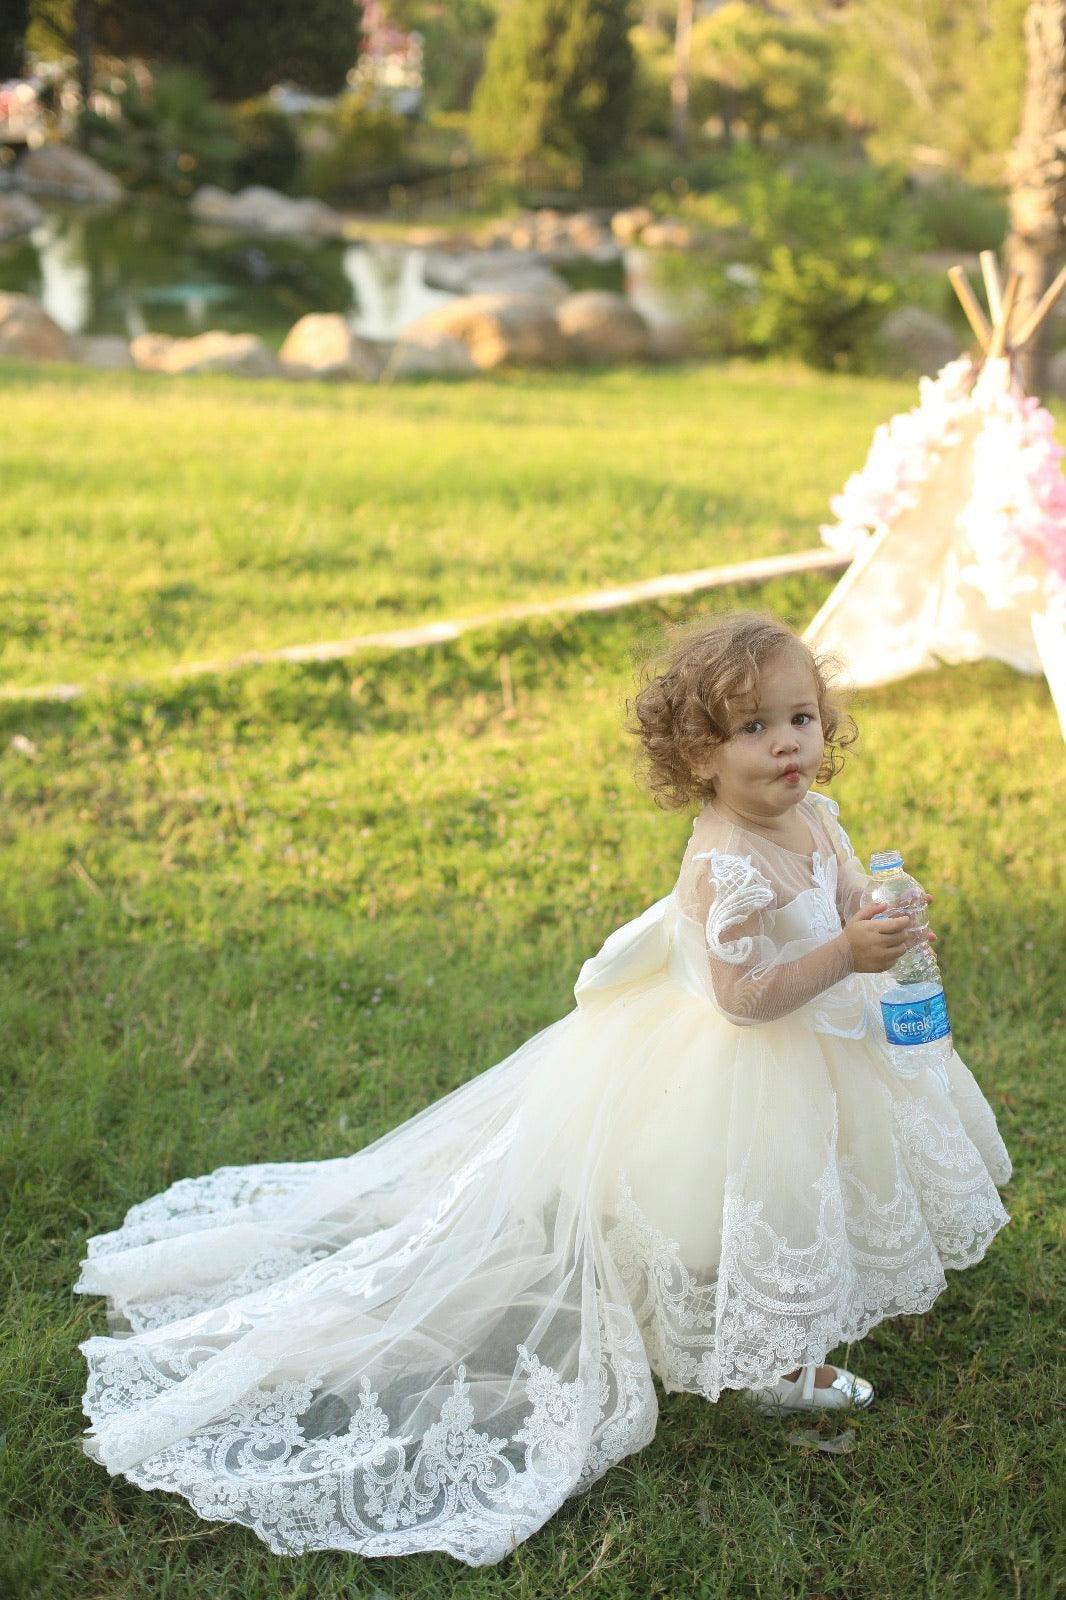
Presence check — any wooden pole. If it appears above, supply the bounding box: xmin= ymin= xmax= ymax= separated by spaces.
xmin=979 ymin=250 xmax=1004 ymax=324
xmin=948 ymin=265 xmax=993 ymax=350
xmin=1012 ymin=258 xmax=1066 ymax=348
xmin=989 ymin=271 xmax=1022 ymax=358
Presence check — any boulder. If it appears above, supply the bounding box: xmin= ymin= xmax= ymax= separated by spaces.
xmin=17 ymin=144 xmax=123 ymax=202
xmin=278 ymin=314 xmax=385 ymax=380
xmin=638 ymin=219 xmax=694 ymax=250
xmin=876 ymin=307 xmax=959 ymax=376
xmin=131 ymin=330 xmax=278 ymax=376
xmin=0 ymin=293 xmax=75 ymax=361
xmin=555 ymin=290 xmax=650 ymax=363
xmin=647 ymin=320 xmax=695 ymax=362
xmin=421 ymin=249 xmax=570 ymax=303
xmin=400 ymin=292 xmax=569 ymax=370
xmin=75 ymin=334 xmax=135 ymax=370
xmin=0 ymin=192 xmax=44 ymax=242
xmin=190 ymin=184 xmax=345 ymax=237
xmin=404 ymin=226 xmax=477 ymax=252
xmin=383 ymin=333 xmax=479 ymax=380
xmin=611 ymin=206 xmax=655 ymax=243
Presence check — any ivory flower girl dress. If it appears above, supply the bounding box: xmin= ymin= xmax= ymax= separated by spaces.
xmin=76 ymin=790 xmax=1011 ymax=1567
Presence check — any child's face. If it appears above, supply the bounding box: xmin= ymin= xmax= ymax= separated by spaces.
xmin=696 ymin=648 xmax=825 ymax=819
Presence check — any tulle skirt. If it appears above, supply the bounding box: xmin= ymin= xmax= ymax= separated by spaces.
xmin=76 ymin=953 xmax=1011 ymax=1566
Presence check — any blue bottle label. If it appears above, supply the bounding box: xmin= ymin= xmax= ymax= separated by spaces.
xmin=880 ymin=989 xmax=951 ymax=1046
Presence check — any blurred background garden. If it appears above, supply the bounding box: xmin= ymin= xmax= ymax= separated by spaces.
xmin=0 ymin=0 xmax=1061 ymax=383
xmin=2 ymin=5 xmax=1064 ymax=1599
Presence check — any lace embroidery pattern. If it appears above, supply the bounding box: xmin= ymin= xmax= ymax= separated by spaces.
xmin=80 ymin=1296 xmax=656 ymax=1567
xmin=605 ymin=1084 xmax=1009 ymax=1400
xmin=698 ymin=849 xmax=774 ymax=965
xmin=694 ymin=845 xmax=870 ymax=1039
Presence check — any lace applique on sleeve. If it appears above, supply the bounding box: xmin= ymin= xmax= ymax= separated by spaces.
xmin=702 ymin=850 xmax=775 ymax=966
xmin=692 ymin=847 xmax=855 ymax=1028
xmin=807 ymin=792 xmax=868 ymax=925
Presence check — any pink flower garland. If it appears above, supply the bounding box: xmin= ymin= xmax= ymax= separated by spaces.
xmin=821 ymin=356 xmax=1066 ymax=621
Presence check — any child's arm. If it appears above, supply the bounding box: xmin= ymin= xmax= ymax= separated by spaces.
xmin=822 ymin=803 xmax=934 ymax=930
xmin=695 ymin=851 xmax=911 ymax=1027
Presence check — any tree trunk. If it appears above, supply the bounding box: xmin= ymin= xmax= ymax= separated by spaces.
xmin=1006 ymin=0 xmax=1066 ymax=396
xmin=671 ymin=0 xmax=695 ymax=160
xmin=74 ymin=0 xmax=96 ymax=145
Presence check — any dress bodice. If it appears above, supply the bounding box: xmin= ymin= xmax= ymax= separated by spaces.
xmin=576 ymin=792 xmax=874 ymax=1038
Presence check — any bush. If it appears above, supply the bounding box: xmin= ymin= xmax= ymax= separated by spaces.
xmin=470 ymin=0 xmax=636 ymax=165
xmin=232 ymin=99 xmax=301 ymax=192
xmin=302 ymin=93 xmax=411 ymax=200
xmin=655 ymin=149 xmax=903 ymax=370
xmin=905 ymin=177 xmax=1009 ymax=254
xmin=78 ymin=66 xmax=239 ymax=197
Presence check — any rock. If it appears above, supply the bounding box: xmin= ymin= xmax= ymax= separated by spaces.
xmin=876 ymin=306 xmax=959 ymax=376
xmin=0 ymin=293 xmax=75 ymax=361
xmin=647 ymin=321 xmax=695 ymax=362
xmin=639 ymin=219 xmax=694 ymax=250
xmin=404 ymin=226 xmax=477 ymax=252
xmin=278 ymin=314 xmax=384 ymax=380
xmin=422 ymin=248 xmax=571 ymax=304
xmin=131 ymin=330 xmax=278 ymax=376
xmin=400 ymin=292 xmax=569 ymax=370
xmin=383 ymin=333 xmax=478 ymax=380
xmin=17 ymin=144 xmax=123 ymax=202
xmin=188 ymin=185 xmax=232 ymax=223
xmin=75 ymin=334 xmax=135 ymax=370
xmin=555 ymin=290 xmax=650 ymax=363
xmin=611 ymin=206 xmax=655 ymax=243
xmin=190 ymin=184 xmax=345 ymax=237
xmin=0 ymin=192 xmax=44 ymax=242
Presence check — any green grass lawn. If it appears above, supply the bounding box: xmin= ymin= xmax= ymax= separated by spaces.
xmin=1 ymin=358 xmax=934 ymax=691
xmin=1 ymin=363 xmax=1063 ymax=1599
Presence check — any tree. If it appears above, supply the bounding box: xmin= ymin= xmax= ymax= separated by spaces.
xmin=377 ymin=0 xmax=500 ymax=114
xmin=1006 ymin=0 xmax=1066 ymax=394
xmin=469 ymin=0 xmax=636 ymax=165
xmin=94 ymin=0 xmax=361 ymax=102
xmin=1 ymin=0 xmax=30 ymax=79
xmin=670 ymin=0 xmax=694 ymax=157
xmin=832 ymin=0 xmax=1028 ymax=182
xmin=688 ymin=2 xmax=841 ymax=147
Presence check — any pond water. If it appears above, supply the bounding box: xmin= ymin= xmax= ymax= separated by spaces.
xmin=0 ymin=198 xmax=689 ymax=347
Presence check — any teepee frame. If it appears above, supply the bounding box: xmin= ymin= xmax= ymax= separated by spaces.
xmin=948 ymin=250 xmax=1066 ymax=366
xmin=803 ymin=248 xmax=1066 ymax=739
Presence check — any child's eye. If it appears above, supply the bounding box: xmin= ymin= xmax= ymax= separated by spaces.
xmin=738 ymin=713 xmax=813 ymax=735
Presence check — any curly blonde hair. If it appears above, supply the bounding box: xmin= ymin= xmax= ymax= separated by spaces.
xmin=624 ymin=609 xmax=858 ymax=812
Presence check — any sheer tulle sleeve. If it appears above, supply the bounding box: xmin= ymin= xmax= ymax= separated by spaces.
xmin=690 ymin=848 xmax=856 ymax=1027
xmin=808 ymin=793 xmax=869 ymax=923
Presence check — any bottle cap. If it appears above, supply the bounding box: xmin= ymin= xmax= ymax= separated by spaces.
xmin=869 ymin=850 xmax=904 ymax=873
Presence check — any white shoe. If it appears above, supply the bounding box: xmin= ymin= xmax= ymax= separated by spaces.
xmin=743 ymin=1363 xmax=874 ymax=1414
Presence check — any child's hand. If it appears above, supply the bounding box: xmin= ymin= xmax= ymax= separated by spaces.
xmin=843 ymin=903 xmax=937 ymax=973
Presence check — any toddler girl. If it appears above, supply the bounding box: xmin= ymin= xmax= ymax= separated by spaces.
xmin=74 ymin=609 xmax=1011 ymax=1567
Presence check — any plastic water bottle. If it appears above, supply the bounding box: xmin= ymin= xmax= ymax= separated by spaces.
xmin=860 ymin=850 xmax=953 ymax=1083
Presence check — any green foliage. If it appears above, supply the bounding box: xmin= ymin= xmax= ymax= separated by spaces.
xmin=833 ymin=0 xmax=1028 ymax=184
xmin=95 ymin=0 xmax=361 ymax=102
xmin=906 ymin=177 xmax=1010 ymax=254
xmin=387 ymin=0 xmax=500 ymax=114
xmin=469 ymin=0 xmax=637 ymax=165
xmin=688 ymin=0 xmax=844 ymax=146
xmin=232 ymin=99 xmax=301 ymax=193
xmin=77 ymin=66 xmax=240 ymax=197
xmin=302 ymin=91 xmax=411 ymax=199
xmin=0 ymin=0 xmax=29 ymax=78
xmin=663 ymin=150 xmax=908 ymax=369
xmin=628 ymin=22 xmax=673 ymax=141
